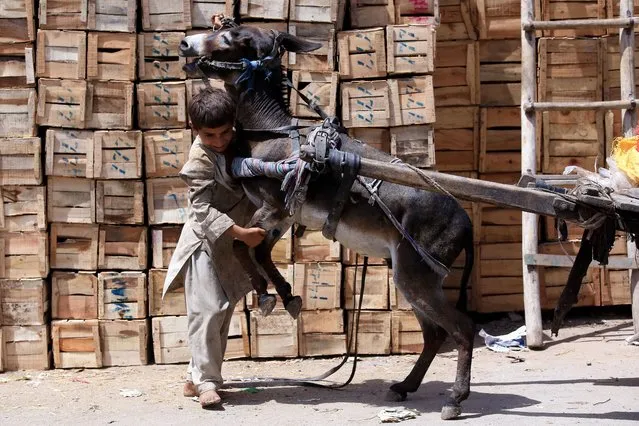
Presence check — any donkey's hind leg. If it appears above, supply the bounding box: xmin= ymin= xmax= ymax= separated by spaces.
xmin=387 ymin=313 xmax=447 ymax=402
xmin=232 ymin=240 xmax=276 ymax=315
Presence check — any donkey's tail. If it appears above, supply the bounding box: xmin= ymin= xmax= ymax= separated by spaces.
xmin=455 ymin=233 xmax=474 ymax=313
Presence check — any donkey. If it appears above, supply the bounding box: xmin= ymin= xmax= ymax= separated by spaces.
xmin=179 ymin=24 xmax=476 ymax=420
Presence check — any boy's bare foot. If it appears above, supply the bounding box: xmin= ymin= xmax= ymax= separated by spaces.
xmin=258 ymin=294 xmax=277 ymax=316
xmin=284 ymin=295 xmax=302 ymax=319
xmin=199 ymin=389 xmax=222 ymax=408
xmin=183 ymin=381 xmax=197 ymax=397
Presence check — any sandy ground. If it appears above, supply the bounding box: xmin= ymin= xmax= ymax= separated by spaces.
xmin=1 ymin=313 xmax=638 ymax=425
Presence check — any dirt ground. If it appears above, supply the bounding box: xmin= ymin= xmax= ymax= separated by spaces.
xmin=1 ymin=312 xmax=638 ymax=425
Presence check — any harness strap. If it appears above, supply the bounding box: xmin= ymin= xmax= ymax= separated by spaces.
xmin=322 ymin=151 xmax=361 ymax=241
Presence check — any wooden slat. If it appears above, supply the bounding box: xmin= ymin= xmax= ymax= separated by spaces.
xmin=0 ymin=43 xmax=36 ymax=88
xmin=146 ymin=177 xmax=189 ymax=224
xmin=52 ymin=271 xmax=98 ymax=319
xmin=151 ymin=226 xmax=182 ymax=268
xmin=98 ymin=225 xmax=147 ymax=270
xmin=50 ymin=223 xmax=99 ymax=270
xmin=0 ymin=278 xmax=47 ymax=325
xmin=0 ymin=186 xmax=46 ymax=232
xmin=2 ymin=325 xmax=50 ymax=371
xmin=96 ymin=180 xmax=145 ymax=224
xmin=148 ymin=268 xmax=186 ymax=316
xmin=52 ymin=319 xmax=102 ymax=368
xmin=287 ymin=22 xmax=335 ymax=72
xmin=0 ymin=88 xmax=37 ymax=137
xmin=97 ymin=271 xmax=147 ymax=320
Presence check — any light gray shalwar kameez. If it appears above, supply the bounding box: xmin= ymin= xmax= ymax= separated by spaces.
xmin=163 ymin=137 xmax=255 ymax=393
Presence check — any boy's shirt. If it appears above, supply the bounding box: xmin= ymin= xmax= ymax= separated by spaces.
xmin=162 ymin=136 xmax=255 ymax=302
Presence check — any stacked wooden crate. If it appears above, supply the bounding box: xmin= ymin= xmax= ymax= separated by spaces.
xmin=0 ymin=0 xmax=50 ymax=371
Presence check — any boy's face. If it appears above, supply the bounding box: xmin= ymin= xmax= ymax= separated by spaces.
xmin=194 ymin=122 xmax=234 ymax=153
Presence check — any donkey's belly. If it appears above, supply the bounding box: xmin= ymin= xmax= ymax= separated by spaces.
xmin=297 ymin=201 xmax=393 ymax=260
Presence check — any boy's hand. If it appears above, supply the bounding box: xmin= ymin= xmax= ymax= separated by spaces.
xmin=239 ymin=227 xmax=267 ymax=248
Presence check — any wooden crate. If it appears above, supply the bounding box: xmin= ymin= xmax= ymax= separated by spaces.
xmin=434 ymin=106 xmax=479 ymax=172
xmin=434 ymin=40 xmax=479 ymax=107
xmin=94 ymin=130 xmax=142 ymax=179
xmin=386 ymin=24 xmax=434 ymax=76
xmin=606 ymin=0 xmax=639 ymax=34
xmin=0 ymin=137 xmax=42 ymax=186
xmin=246 ymin=264 xmax=295 ymax=311
xmin=341 ymin=80 xmax=391 ymax=128
xmin=87 ymin=32 xmax=136 ymax=81
xmin=0 ymin=43 xmax=35 ymax=88
xmin=151 ymin=226 xmax=182 ymax=268
xmin=47 ymin=177 xmax=96 ymax=224
xmin=475 ymin=0 xmax=521 ymax=39
xmin=185 ymin=78 xmax=226 ymax=108
xmin=151 ymin=315 xmax=189 ymax=364
xmin=0 ymin=278 xmax=47 ymax=325
xmin=389 ymin=274 xmax=412 ymax=310
xmin=391 ymin=310 xmax=422 ymax=354
xmin=38 ymin=0 xmax=87 ymax=30
xmin=52 ymin=319 xmax=102 ymax=368
xmin=287 ymin=22 xmax=335 ymax=72
xmin=87 ymin=0 xmax=137 ymax=32
xmin=99 ymin=319 xmax=149 ymax=366
xmin=389 ymin=125 xmax=435 ymax=168
xmin=294 ymin=229 xmax=340 ymax=262
xmin=542 ymin=110 xmax=605 ymax=174
xmin=479 ymin=39 xmax=521 ymax=106
xmin=36 ymin=79 xmax=88 ymax=129
xmin=479 ymin=107 xmax=521 ymax=174
xmin=2 ymin=325 xmax=50 ymax=370
xmin=141 ymin=0 xmax=191 ymax=30
xmin=0 ymin=88 xmax=37 ymax=137
xmin=144 ymin=129 xmax=192 ymax=178
xmin=437 ymin=0 xmax=477 ymax=41
xmin=541 ymin=266 xmax=600 ymax=309
xmin=346 ymin=310 xmax=391 ymax=355
xmin=337 ymin=28 xmax=387 ymax=80
xmin=191 ymin=0 xmax=225 ymax=28
xmin=148 ymin=268 xmax=186 ymax=316
xmin=344 ymin=265 xmax=389 ymax=310
xmin=0 ymin=0 xmax=35 ymax=43
xmin=52 ymin=271 xmax=98 ymax=320
xmin=98 ymin=271 xmax=147 ymax=320
xmin=86 ymin=80 xmax=134 ymax=129
xmin=290 ymin=71 xmax=338 ymax=118
xmin=603 ymin=35 xmax=639 ymax=139
xmin=290 ymin=0 xmax=345 ymax=27
xmin=146 ymin=177 xmax=189 ymax=224
xmin=348 ymin=128 xmax=391 ymax=153
xmin=342 ymin=247 xmax=386 ymax=266
xmin=476 ymin=204 xmax=522 ymax=244
xmin=389 ymin=76 xmax=435 ymax=125
xmin=298 ymin=309 xmax=346 ymax=357
xmin=293 ymin=262 xmax=340 ymax=310
xmin=98 ymin=225 xmax=147 ymax=270
xmin=349 ymin=0 xmax=395 ymax=28
xmin=601 ymin=269 xmax=631 ymax=306
xmin=272 ymin=228 xmax=293 ymax=263
xmin=36 ymin=30 xmax=86 ymax=79
xmin=250 ymin=310 xmax=298 ymax=358
xmin=138 ymin=32 xmax=186 ymax=81
xmin=542 ymin=0 xmax=606 ymax=37
xmin=45 ymin=129 xmax=95 ymax=178
xmin=96 ymin=180 xmax=145 ymax=224
xmin=137 ymin=81 xmax=187 ymax=130
xmin=394 ymin=0 xmax=437 ymax=23
xmin=225 ymin=311 xmax=250 ymax=359
xmin=228 ymin=0 xmax=288 ymax=20
xmin=0 ymin=231 xmax=48 ymax=279
xmin=0 ymin=186 xmax=46 ymax=232
xmin=50 ymin=223 xmax=99 ymax=270
xmin=475 ymin=238 xmax=523 ymax=312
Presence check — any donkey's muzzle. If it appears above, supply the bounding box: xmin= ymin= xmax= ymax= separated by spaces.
xmin=179 ymin=39 xmax=196 ymax=57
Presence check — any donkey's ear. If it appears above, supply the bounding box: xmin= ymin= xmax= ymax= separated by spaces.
xmin=278 ymin=32 xmax=322 ymax=53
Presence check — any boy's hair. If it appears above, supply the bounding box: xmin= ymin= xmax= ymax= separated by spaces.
xmin=188 ymin=87 xmax=236 ymax=129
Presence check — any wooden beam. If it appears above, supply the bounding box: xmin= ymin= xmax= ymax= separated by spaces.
xmin=524 ymin=100 xmax=637 ymax=112
xmin=525 ymin=254 xmax=639 ymax=269
xmin=523 ymin=18 xmax=637 ymax=31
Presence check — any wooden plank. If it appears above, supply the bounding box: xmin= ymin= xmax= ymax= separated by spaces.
xmin=342 ymin=247 xmax=386 ymax=266
xmin=87 ymin=32 xmax=135 ymax=81
xmin=0 ymin=278 xmax=47 ymax=325
xmin=98 ymin=272 xmax=147 ymax=320
xmin=96 ymin=180 xmax=145 ymax=224
xmin=434 ymin=40 xmax=478 ymax=107
xmin=141 ymin=0 xmax=190 ymax=30
xmin=434 ymin=106 xmax=479 ymax=172
xmin=542 ymin=0 xmax=607 ymax=37
xmin=601 ymin=269 xmax=632 ymax=305
xmin=344 ymin=265 xmax=389 ymax=310
xmin=389 ymin=75 xmax=435 ymax=125
xmin=349 ymin=0 xmax=395 ymax=28
xmin=191 ymin=0 xmax=225 ymax=28
xmin=390 ymin=124 xmax=435 ymax=168
xmin=146 ymin=177 xmax=189 ymax=225
xmin=99 ymin=319 xmax=148 ymax=366
xmin=287 ymin=22 xmax=335 ymax=72
xmin=47 ymin=177 xmax=96 ymax=224
xmin=151 ymin=226 xmax=182 ymax=268
xmin=52 ymin=319 xmax=102 ymax=368
xmin=289 ymin=71 xmax=338 ymax=118
xmin=137 ymin=81 xmax=187 ymax=130
xmin=39 ymin=0 xmax=88 ymax=30
xmin=298 ymin=332 xmax=346 ymax=357
xmin=0 ymin=137 xmax=42 ymax=186
xmin=250 ymin=310 xmax=298 ymax=358
xmin=151 ymin=315 xmax=190 ymax=364
xmin=86 ymin=80 xmax=134 ymax=129
xmin=52 ymin=271 xmax=98 ymax=319
xmin=98 ymin=225 xmax=147 ymax=270
xmin=391 ymin=310 xmax=422 ymax=354
xmin=293 ymin=262 xmax=340 ymax=310
xmin=36 ymin=30 xmax=87 ymax=79
xmin=386 ymin=24 xmax=435 ymax=75
xmin=45 ymin=129 xmax=95 ymax=178
xmin=0 ymin=0 xmax=35 ymax=43
xmin=144 ymin=129 xmax=192 ymax=178
xmin=148 ymin=268 xmax=186 ymax=316
xmin=0 ymin=88 xmax=37 ymax=137
xmin=346 ymin=310 xmax=391 ymax=355
xmin=36 ymin=78 xmax=88 ymax=129
xmin=94 ymin=130 xmax=142 ymax=179
xmin=337 ymin=28 xmax=387 ymax=80
xmin=290 ymin=0 xmax=344 ymax=27
xmin=0 ymin=186 xmax=46 ymax=232
xmin=138 ymin=32 xmax=186 ymax=81
xmin=0 ymin=43 xmax=36 ymax=88
xmin=293 ymin=229 xmax=340 ymax=262
xmin=1 ymin=325 xmax=50 ymax=371
xmin=0 ymin=231 xmax=49 ymax=279
xmin=50 ymin=223 xmax=99 ymax=270
xmin=87 ymin=0 xmax=137 ymax=32
xmin=340 ymin=80 xmax=391 ymax=128
xmin=475 ymin=0 xmax=520 ymax=39
xmin=348 ymin=127 xmax=391 ymax=153
xmin=435 ymin=1 xmax=477 ymax=41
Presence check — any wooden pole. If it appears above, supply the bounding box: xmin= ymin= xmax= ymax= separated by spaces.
xmin=523 ymin=17 xmax=636 ymax=31
xmin=521 ymin=0 xmax=544 ymax=349
xmin=619 ymin=0 xmax=639 ymax=338
xmin=524 ymin=100 xmax=637 ymax=111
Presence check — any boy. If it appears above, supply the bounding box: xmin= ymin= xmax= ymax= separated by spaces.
xmin=162 ymin=87 xmax=267 ymax=408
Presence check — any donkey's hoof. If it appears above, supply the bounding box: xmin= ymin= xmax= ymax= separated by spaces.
xmin=258 ymin=294 xmax=277 ymax=316
xmin=385 ymin=389 xmax=407 ymax=402
xmin=284 ymin=296 xmax=302 ymax=319
xmin=441 ymin=404 xmax=462 ymax=420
